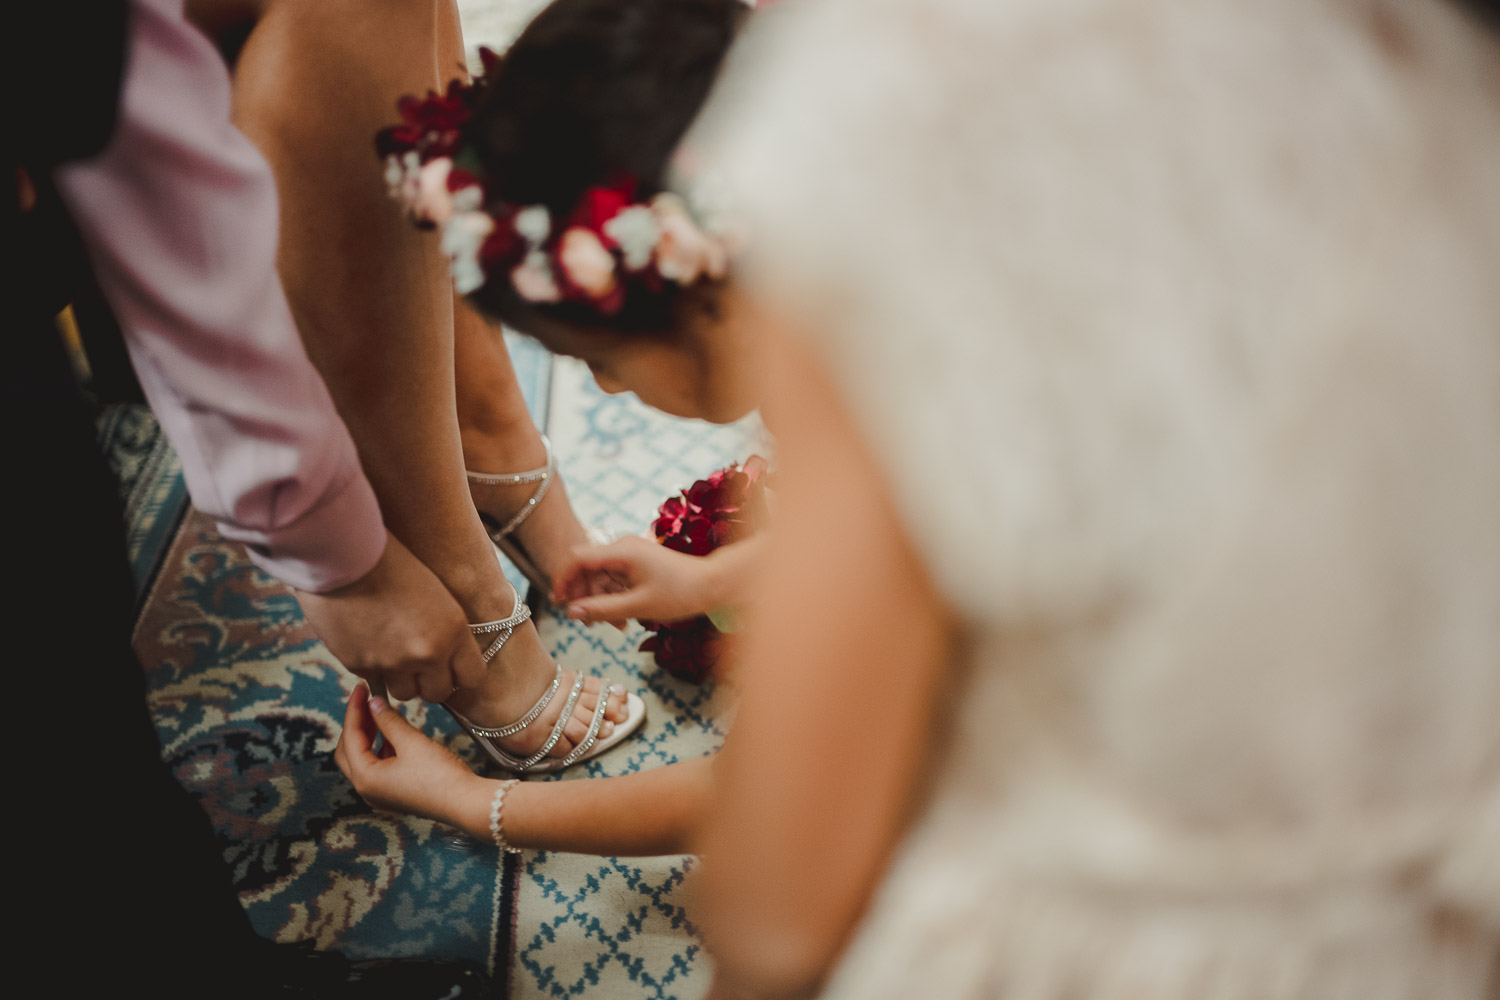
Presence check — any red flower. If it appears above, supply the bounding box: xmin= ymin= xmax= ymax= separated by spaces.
xmin=652 ymin=496 xmax=687 ymax=539
xmin=478 ymin=222 xmax=523 ymax=270
xmin=375 ymin=79 xmax=480 ymax=161
xmin=663 ymin=515 xmax=716 ymax=556
xmin=446 ymin=166 xmax=482 ymax=194
xmin=639 ymin=616 xmax=722 ymax=683
xmin=569 ymin=186 xmax=630 ymax=240
xmin=638 ymin=457 xmax=770 ymax=683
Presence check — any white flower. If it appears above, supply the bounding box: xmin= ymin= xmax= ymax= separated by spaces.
xmin=383 ymin=155 xmax=405 ymax=196
xmin=603 ymin=205 xmax=661 ymax=270
xmin=396 ymin=151 xmax=423 ymax=209
xmin=514 ymin=205 xmax=551 ymax=245
xmin=559 ymin=227 xmax=618 ymax=298
xmin=440 ymin=210 xmax=496 ymax=294
xmin=511 ymin=249 xmax=562 ymax=303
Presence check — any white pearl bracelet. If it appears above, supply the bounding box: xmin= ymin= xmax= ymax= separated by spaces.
xmin=489 ymin=778 xmax=522 ymax=854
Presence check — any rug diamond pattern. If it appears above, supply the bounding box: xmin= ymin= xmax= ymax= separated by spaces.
xmin=512 ymin=357 xmax=764 ymax=1000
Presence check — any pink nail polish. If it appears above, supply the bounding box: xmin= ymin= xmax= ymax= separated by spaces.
xmin=369 ymin=697 xmax=387 ymax=715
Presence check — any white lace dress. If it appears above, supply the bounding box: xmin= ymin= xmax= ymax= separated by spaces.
xmin=699 ymin=0 xmax=1500 ymax=996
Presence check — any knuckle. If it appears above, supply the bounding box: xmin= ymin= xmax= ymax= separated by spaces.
xmin=406 ymin=640 xmax=440 ymax=664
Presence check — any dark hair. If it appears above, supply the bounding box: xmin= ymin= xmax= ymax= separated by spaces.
xmin=467 ymin=0 xmax=748 ymax=337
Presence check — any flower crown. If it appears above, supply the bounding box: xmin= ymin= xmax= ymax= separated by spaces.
xmin=376 ymin=49 xmax=732 ymax=314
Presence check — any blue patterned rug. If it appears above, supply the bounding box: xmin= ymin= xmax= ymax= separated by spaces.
xmin=98 ymin=401 xmax=189 ymax=603
xmin=129 ymin=340 xmax=762 ymax=999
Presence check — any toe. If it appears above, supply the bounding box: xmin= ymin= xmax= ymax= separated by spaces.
xmin=548 ymin=678 xmax=607 ymax=756
xmin=605 ymin=684 xmax=629 ymax=723
xmin=558 ymin=714 xmax=591 ymax=752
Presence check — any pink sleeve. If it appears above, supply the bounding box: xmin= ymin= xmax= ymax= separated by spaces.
xmin=55 ymin=0 xmax=386 ymax=593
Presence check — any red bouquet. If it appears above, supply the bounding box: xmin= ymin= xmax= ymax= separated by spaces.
xmin=639 ymin=456 xmax=769 ymax=683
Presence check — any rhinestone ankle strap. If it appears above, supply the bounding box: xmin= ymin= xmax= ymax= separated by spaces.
xmin=466 ymin=435 xmax=555 ymax=539
xmin=470 ymin=589 xmax=532 ymax=664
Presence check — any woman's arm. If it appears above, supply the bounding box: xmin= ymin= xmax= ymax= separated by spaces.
xmin=697 ymin=328 xmax=952 ymax=997
xmin=336 ymin=684 xmax=712 ymax=857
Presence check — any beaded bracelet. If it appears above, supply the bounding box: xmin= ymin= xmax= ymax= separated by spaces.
xmin=488 ymin=779 xmax=522 ymax=854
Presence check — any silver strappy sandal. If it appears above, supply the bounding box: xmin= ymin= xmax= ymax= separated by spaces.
xmin=447 ymin=587 xmax=647 ymax=774
xmin=466 ymin=434 xmax=559 ymax=599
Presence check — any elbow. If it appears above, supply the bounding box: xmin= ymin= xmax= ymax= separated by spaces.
xmin=709 ymin=926 xmax=839 ymax=1000
xmin=696 ymin=869 xmax=864 ymax=995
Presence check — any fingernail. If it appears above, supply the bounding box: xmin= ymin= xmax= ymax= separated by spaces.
xmin=369 ymin=697 xmax=387 ymax=716
xmin=566 ymin=603 xmax=588 ymax=620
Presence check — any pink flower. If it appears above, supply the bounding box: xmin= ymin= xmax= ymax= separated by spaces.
xmin=412 ymin=157 xmax=456 ymax=225
xmin=511 ymin=250 xmax=561 ymax=303
xmin=558 ymin=227 xmax=618 ymax=299
xmin=651 ymin=193 xmax=727 ymax=284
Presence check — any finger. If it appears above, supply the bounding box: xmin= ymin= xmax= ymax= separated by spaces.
xmin=582 ymin=569 xmax=625 ymax=596
xmin=449 ymin=633 xmax=488 ymax=691
xmin=604 ymin=683 xmax=629 ymax=723
xmin=385 ymin=673 xmax=418 ymax=703
xmin=366 ymin=693 xmax=429 ymax=754
xmin=566 ymin=588 xmax=656 ymax=624
xmin=551 ymin=565 xmax=588 ymax=605
xmin=588 ymin=572 xmax=632 ymax=629
xmin=339 ymin=685 xmax=381 ymax=769
xmin=417 ymin=664 xmax=457 ymax=704
xmin=564 ymin=539 xmax=646 ymax=577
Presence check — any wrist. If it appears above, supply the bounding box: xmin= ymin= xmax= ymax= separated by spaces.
xmin=450 ymin=772 xmax=501 ymax=840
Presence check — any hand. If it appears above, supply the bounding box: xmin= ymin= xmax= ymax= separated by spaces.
xmin=553 ymin=535 xmax=718 ymax=626
xmin=296 ymin=531 xmax=487 ymax=702
xmin=334 ymin=684 xmax=483 ymax=826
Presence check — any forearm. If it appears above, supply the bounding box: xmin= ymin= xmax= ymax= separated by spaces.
xmin=697 ymin=334 xmax=952 ymax=996
xmin=447 ymin=757 xmax=715 ymax=857
xmin=53 ymin=0 xmax=385 ymax=593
